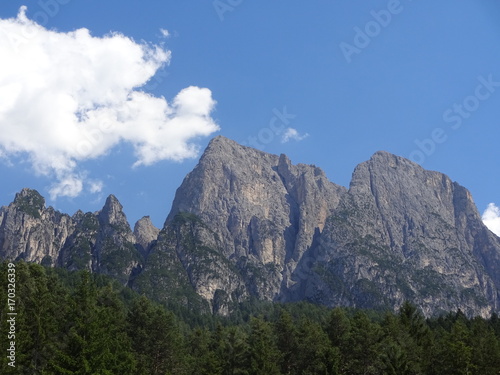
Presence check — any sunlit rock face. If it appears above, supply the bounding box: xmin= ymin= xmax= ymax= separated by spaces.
xmin=2 ymin=137 xmax=500 ymax=317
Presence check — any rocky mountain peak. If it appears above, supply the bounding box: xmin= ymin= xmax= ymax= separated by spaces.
xmin=167 ymin=137 xmax=346 ymax=299
xmin=98 ymin=195 xmax=129 ymax=229
xmin=13 ymin=188 xmax=46 ymax=218
xmin=14 ymin=187 xmax=44 ymax=202
xmin=1 ymin=137 xmax=500 ymax=317
xmin=133 ymin=216 xmax=160 ymax=254
xmin=205 ymin=134 xmax=239 ymax=151
xmin=290 ymin=148 xmax=500 ymax=316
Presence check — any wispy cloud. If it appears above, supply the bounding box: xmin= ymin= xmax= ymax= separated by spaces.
xmin=482 ymin=203 xmax=500 ymax=237
xmin=280 ymin=128 xmax=309 ymax=143
xmin=89 ymin=180 xmax=104 ymax=194
xmin=160 ymin=28 xmax=170 ymax=38
xmin=0 ymin=7 xmax=219 ymax=199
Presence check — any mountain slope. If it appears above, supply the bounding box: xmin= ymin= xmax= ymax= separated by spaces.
xmin=288 ymin=151 xmax=500 ymax=316
xmin=1 ymin=137 xmax=500 ymax=317
xmin=166 ymin=136 xmax=347 ymax=301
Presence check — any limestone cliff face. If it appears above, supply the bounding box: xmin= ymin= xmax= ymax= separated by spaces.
xmin=0 ymin=189 xmax=74 ymax=266
xmin=289 ymin=151 xmax=500 ymax=316
xmin=133 ymin=216 xmax=160 ymax=256
xmin=167 ymin=136 xmax=346 ymax=300
xmin=2 ymin=138 xmax=500 ymax=317
xmin=0 ymin=190 xmax=144 ymax=285
xmin=133 ymin=212 xmax=247 ymax=315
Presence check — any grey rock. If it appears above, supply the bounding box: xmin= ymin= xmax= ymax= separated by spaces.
xmin=290 ymin=151 xmax=500 ymax=316
xmin=134 ymin=212 xmax=246 ymax=315
xmin=2 ymin=139 xmax=500 ymax=317
xmin=133 ymin=216 xmax=160 ymax=255
xmin=0 ymin=191 xmax=143 ymax=285
xmin=167 ymin=136 xmax=346 ymax=300
xmin=0 ymin=189 xmax=74 ymax=265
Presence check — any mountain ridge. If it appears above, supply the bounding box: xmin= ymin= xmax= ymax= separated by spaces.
xmin=1 ymin=136 xmax=499 ymax=317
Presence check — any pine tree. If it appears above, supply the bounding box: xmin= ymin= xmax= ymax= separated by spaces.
xmin=274 ymin=310 xmax=299 ymax=374
xmin=49 ymin=271 xmax=136 ymax=374
xmin=187 ymin=327 xmax=222 ymax=375
xmin=431 ymin=319 xmax=475 ymax=375
xmin=344 ymin=311 xmax=383 ymax=374
xmin=222 ymin=326 xmax=250 ymax=375
xmin=469 ymin=317 xmax=500 ymax=374
xmin=248 ymin=317 xmax=281 ymax=375
xmin=127 ymin=295 xmax=186 ymax=375
xmin=296 ymin=318 xmax=340 ymax=375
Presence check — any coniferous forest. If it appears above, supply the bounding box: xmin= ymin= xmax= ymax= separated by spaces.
xmin=2 ymin=262 xmax=500 ymax=374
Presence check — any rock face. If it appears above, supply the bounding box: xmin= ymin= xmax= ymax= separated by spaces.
xmin=166 ymin=136 xmax=346 ymax=302
xmin=165 ymin=138 xmax=500 ymax=316
xmin=0 ymin=189 xmax=74 ymax=266
xmin=134 ymin=212 xmax=247 ymax=315
xmin=0 ymin=189 xmax=153 ymax=285
xmin=1 ymin=137 xmax=500 ymax=317
xmin=288 ymin=151 xmax=500 ymax=317
xmin=133 ymin=216 xmax=160 ymax=256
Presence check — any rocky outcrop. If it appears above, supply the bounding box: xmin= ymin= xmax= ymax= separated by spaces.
xmin=0 ymin=190 xmax=142 ymax=285
xmin=2 ymin=137 xmax=500 ymax=317
xmin=166 ymin=139 xmax=500 ymax=316
xmin=167 ymin=136 xmax=346 ymax=300
xmin=0 ymin=189 xmax=74 ymax=266
xmin=133 ymin=212 xmax=247 ymax=315
xmin=288 ymin=151 xmax=500 ymax=316
xmin=133 ymin=216 xmax=160 ymax=256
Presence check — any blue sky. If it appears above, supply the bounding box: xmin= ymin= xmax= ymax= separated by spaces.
xmin=0 ymin=0 xmax=499 ymax=233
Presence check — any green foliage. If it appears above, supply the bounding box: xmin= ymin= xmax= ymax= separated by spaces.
xmin=248 ymin=317 xmax=281 ymax=375
xmin=2 ymin=263 xmax=500 ymax=374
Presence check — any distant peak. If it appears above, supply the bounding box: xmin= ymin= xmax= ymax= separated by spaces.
xmin=14 ymin=188 xmax=45 ymax=207
xmin=15 ymin=187 xmax=43 ymax=199
xmin=99 ymin=194 xmax=128 ymax=227
xmin=13 ymin=188 xmax=46 ymax=218
xmin=209 ymin=135 xmax=233 ymax=144
xmin=369 ymin=150 xmax=401 ymax=161
xmin=103 ymin=194 xmax=121 ymax=207
xmin=134 ymin=215 xmax=160 ymax=252
xmin=134 ymin=215 xmax=157 ymax=229
xmin=367 ymin=150 xmax=423 ymax=169
xmin=204 ymin=135 xmax=241 ymax=153
xmin=201 ymin=135 xmax=271 ymax=163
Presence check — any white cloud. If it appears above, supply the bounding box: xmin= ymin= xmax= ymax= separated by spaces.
xmin=0 ymin=7 xmax=219 ymax=198
xmin=89 ymin=180 xmax=104 ymax=194
xmin=160 ymin=28 xmax=170 ymax=38
xmin=49 ymin=173 xmax=84 ymax=200
xmin=281 ymin=128 xmax=309 ymax=143
xmin=483 ymin=203 xmax=500 ymax=237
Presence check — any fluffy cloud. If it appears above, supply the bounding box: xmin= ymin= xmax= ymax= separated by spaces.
xmin=0 ymin=7 xmax=219 ymax=198
xmin=280 ymin=128 xmax=309 ymax=143
xmin=482 ymin=203 xmax=500 ymax=237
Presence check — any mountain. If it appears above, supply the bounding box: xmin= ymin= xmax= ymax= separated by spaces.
xmin=0 ymin=189 xmax=147 ymax=284
xmin=165 ymin=136 xmax=346 ymax=306
xmin=288 ymin=151 xmax=500 ymax=317
xmin=1 ymin=136 xmax=500 ymax=317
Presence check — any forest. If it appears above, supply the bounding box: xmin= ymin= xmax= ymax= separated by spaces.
xmin=1 ymin=261 xmax=500 ymax=375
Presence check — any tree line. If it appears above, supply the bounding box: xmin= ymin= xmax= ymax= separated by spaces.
xmin=1 ymin=261 xmax=500 ymax=374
